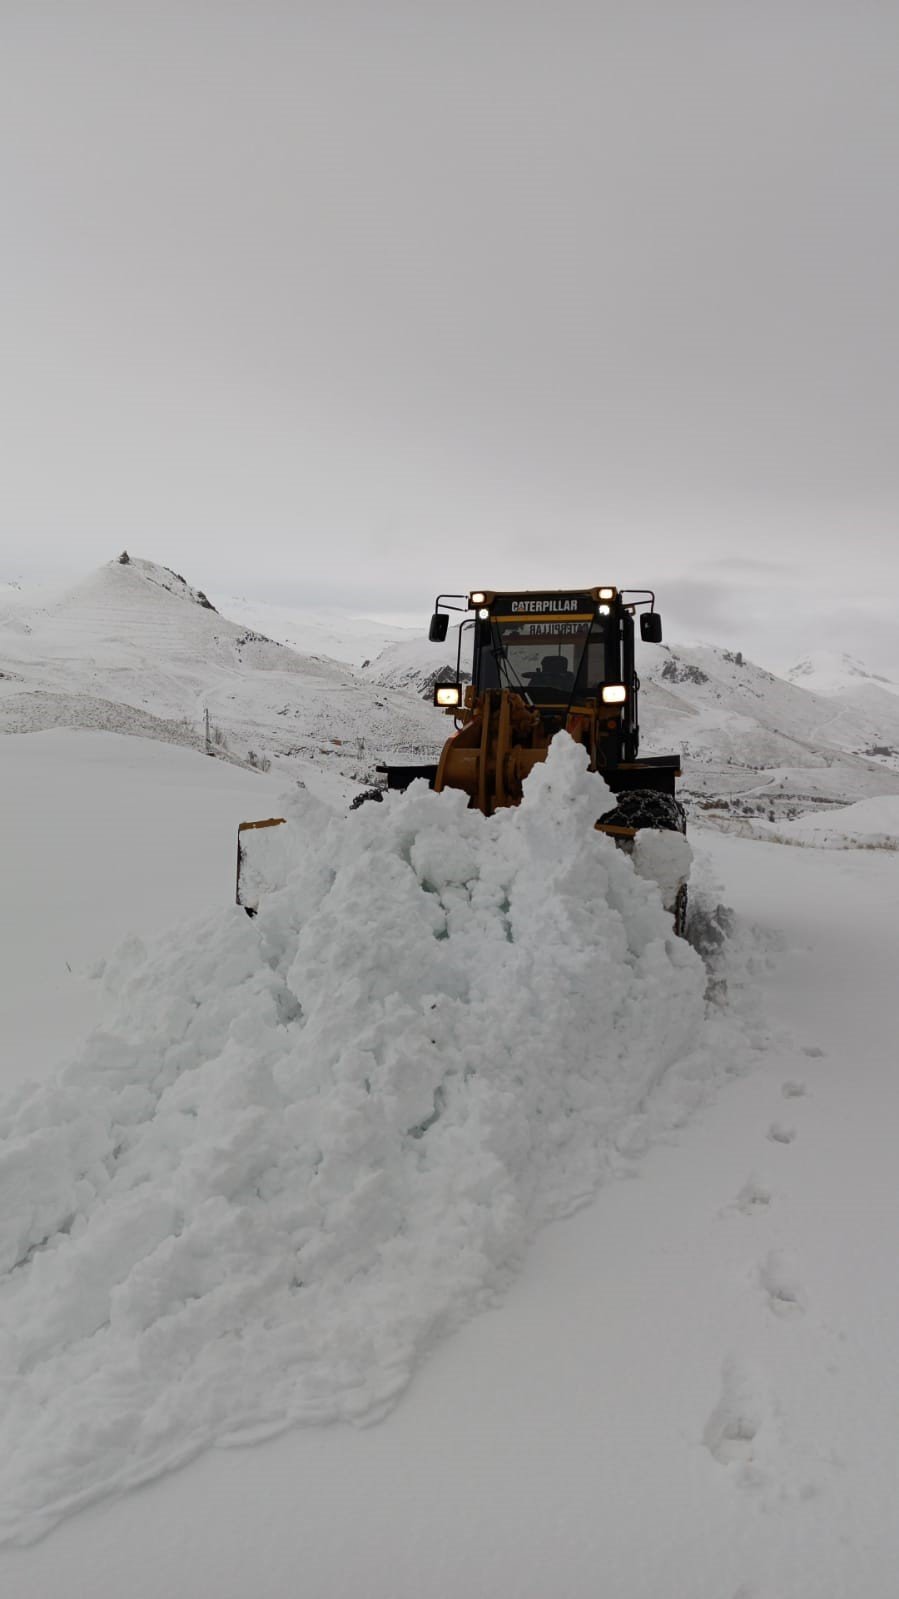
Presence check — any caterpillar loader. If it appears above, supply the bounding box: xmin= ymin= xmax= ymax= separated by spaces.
xmin=380 ymin=585 xmax=688 ymax=932
xmin=236 ymin=585 xmax=688 ymax=932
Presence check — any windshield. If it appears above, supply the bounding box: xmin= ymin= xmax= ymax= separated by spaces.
xmin=478 ymin=614 xmax=608 ymax=701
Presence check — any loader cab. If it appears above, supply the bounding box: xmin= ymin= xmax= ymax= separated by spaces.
xmin=428 ymin=586 xmax=663 ymax=766
xmin=472 ymin=597 xmax=610 ymax=701
xmin=472 ymin=589 xmax=639 ymax=759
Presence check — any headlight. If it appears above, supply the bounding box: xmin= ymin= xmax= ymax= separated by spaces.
xmin=434 ymin=683 xmax=462 ymax=708
xmin=478 ymin=607 xmax=490 ymax=620
xmin=601 ymin=684 xmax=627 ymax=704
xmin=598 ymin=586 xmax=616 ymax=600
xmin=470 ymin=591 xmax=486 ymax=605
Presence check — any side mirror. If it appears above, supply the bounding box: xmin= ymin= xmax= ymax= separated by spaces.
xmin=429 ymin=613 xmax=449 ymax=643
xmin=640 ymin=612 xmax=662 ymax=644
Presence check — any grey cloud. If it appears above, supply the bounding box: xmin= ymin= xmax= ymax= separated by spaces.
xmin=698 ymin=558 xmax=804 ymax=578
xmin=1 ymin=1 xmax=897 ymax=667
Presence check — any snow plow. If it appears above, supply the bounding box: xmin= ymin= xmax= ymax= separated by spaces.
xmin=236 ymin=585 xmax=689 ymax=932
xmin=235 ymin=816 xmax=286 ymax=915
xmin=381 ymin=586 xmax=689 ymax=932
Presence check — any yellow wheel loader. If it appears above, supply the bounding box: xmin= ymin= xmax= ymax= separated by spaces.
xmin=236 ymin=585 xmax=688 ymax=932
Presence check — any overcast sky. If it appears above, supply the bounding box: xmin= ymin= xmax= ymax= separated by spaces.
xmin=2 ymin=2 xmax=897 ymax=670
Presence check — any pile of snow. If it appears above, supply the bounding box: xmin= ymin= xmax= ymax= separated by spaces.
xmin=0 ymin=738 xmax=751 ymax=1544
xmin=768 ymin=795 xmax=899 ymax=850
xmin=632 ymin=828 xmax=692 ymax=911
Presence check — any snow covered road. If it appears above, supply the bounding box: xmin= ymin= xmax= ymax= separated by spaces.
xmin=2 ymin=734 xmax=898 ymax=1597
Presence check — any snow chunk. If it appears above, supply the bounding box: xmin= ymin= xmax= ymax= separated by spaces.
xmin=632 ymin=828 xmax=692 ymax=909
xmin=0 ymin=735 xmax=734 ymax=1543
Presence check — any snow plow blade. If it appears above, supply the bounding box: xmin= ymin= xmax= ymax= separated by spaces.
xmin=236 ymin=817 xmax=286 ymax=915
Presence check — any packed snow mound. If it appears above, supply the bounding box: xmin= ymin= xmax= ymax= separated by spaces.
xmin=769 ymin=795 xmax=899 ymax=849
xmin=0 ymin=738 xmax=744 ymax=1543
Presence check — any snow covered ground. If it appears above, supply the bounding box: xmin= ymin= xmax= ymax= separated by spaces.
xmin=0 ymin=737 xmax=739 ymax=1542
xmin=701 ymin=795 xmax=899 ymax=853
xmin=762 ymin=795 xmax=899 ymax=850
xmin=4 ymin=565 xmax=899 ymax=1595
xmin=2 ymin=722 xmax=899 ymax=1596
xmin=0 ymin=730 xmax=279 ymax=1084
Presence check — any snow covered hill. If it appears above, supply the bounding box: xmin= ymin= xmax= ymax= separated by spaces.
xmin=786 ymin=649 xmax=899 ymax=696
xmin=638 ymin=642 xmax=899 ymax=814
xmin=363 ymin=630 xmax=472 ymax=697
xmin=0 ymin=557 xmax=446 ymax=799
xmin=781 ymin=652 xmax=899 ymax=769
xmin=207 ymin=591 xmax=416 ymax=668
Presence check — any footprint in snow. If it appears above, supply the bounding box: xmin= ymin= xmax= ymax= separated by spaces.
xmin=760 ymin=1249 xmax=805 ymax=1316
xmin=767 ymin=1121 xmax=796 ymax=1144
xmin=703 ymin=1357 xmax=769 ymax=1474
xmin=781 ymin=1080 xmax=807 ymax=1099
xmin=801 ymin=1045 xmax=826 ymax=1058
xmin=733 ymin=1173 xmax=774 ymax=1214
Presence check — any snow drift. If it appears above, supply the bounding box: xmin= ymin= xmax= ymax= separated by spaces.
xmin=0 ymin=738 xmax=745 ymax=1543
xmin=770 ymin=795 xmax=899 ymax=850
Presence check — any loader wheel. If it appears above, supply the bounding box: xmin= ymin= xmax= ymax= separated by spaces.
xmin=599 ymin=788 xmax=689 ymax=937
xmin=597 ymin=788 xmax=687 ymax=835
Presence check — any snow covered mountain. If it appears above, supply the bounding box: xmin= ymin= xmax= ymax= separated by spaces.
xmin=362 ymin=630 xmax=471 ymax=696
xmin=638 ymin=641 xmax=899 ymax=813
xmin=786 ymin=649 xmax=899 ymax=695
xmin=0 ymin=557 xmax=446 ymax=801
xmin=207 ymin=590 xmax=417 ymax=669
